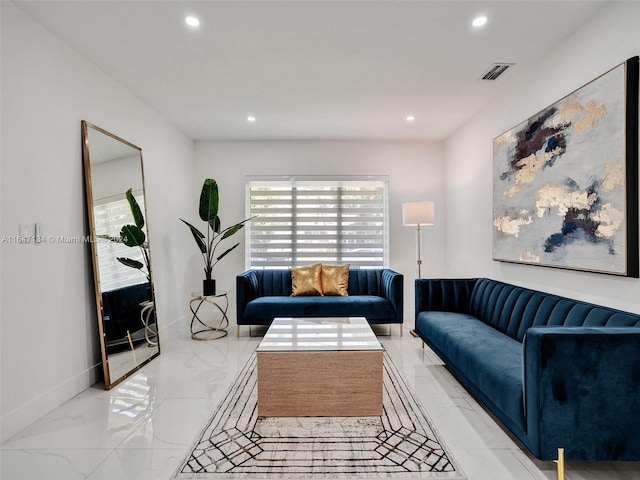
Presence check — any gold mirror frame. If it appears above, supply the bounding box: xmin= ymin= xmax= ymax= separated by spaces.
xmin=82 ymin=121 xmax=160 ymax=389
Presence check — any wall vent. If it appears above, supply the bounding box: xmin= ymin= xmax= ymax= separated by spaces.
xmin=480 ymin=63 xmax=514 ymax=80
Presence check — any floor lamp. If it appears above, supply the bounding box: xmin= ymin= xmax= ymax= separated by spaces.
xmin=403 ymin=201 xmax=434 ymax=338
xmin=402 ymin=201 xmax=434 ymax=279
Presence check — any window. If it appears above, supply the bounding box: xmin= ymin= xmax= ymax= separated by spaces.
xmin=93 ymin=192 xmax=148 ymax=291
xmin=246 ymin=176 xmax=388 ymax=269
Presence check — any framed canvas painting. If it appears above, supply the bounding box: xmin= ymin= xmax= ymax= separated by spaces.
xmin=492 ymin=56 xmax=639 ymax=277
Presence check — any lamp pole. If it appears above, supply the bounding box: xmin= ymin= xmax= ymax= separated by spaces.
xmin=403 ymin=201 xmax=435 ymax=339
xmin=402 ymin=201 xmax=434 ymax=279
xmin=416 ymin=223 xmax=423 ymax=279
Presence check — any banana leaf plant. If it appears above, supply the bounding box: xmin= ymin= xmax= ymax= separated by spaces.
xmin=181 ymin=178 xmax=255 ymax=295
xmin=99 ymin=188 xmax=150 ymax=283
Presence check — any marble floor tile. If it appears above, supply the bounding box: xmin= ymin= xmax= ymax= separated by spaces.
xmin=417 ymin=396 xmax=517 ymax=451
xmin=2 ymin=394 xmax=143 ymax=450
xmin=87 ymin=449 xmax=186 ymax=480
xmin=452 ymin=449 xmax=549 ymax=480
xmin=0 ymin=449 xmax=112 ymax=480
xmin=117 ymin=398 xmax=216 ymax=450
xmin=2 ymin=330 xmax=640 ymax=480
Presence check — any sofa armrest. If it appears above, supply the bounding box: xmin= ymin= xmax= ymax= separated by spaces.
xmin=381 ymin=269 xmax=403 ymax=323
xmin=236 ymin=270 xmax=259 ymax=324
xmin=523 ymin=327 xmax=640 ymax=460
xmin=414 ymin=278 xmax=477 ymax=319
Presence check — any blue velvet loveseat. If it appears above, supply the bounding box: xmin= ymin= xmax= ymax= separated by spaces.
xmin=102 ymin=282 xmax=152 ymax=354
xmin=236 ymin=268 xmax=403 ymax=336
xmin=415 ymin=277 xmax=640 ymax=461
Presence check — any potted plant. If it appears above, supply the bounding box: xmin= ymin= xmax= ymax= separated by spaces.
xmin=181 ymin=178 xmax=254 ymax=296
xmin=100 ymin=188 xmax=151 ymax=283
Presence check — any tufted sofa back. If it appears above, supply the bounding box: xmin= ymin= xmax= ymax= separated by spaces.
xmin=250 ymin=268 xmax=387 ymax=297
xmin=468 ymin=278 xmax=640 ymax=342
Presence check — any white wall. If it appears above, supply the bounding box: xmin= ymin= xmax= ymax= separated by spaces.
xmin=444 ymin=1 xmax=640 ymax=313
xmin=192 ymin=140 xmax=446 ymax=330
xmin=0 ymin=2 xmax=195 ymax=441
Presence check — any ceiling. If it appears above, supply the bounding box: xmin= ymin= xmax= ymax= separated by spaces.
xmin=12 ymin=0 xmax=608 ymax=141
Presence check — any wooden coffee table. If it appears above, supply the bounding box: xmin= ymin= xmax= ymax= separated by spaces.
xmin=256 ymin=317 xmax=383 ymax=417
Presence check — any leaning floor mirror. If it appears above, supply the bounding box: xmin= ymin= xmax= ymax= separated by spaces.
xmin=82 ymin=121 xmax=160 ymax=389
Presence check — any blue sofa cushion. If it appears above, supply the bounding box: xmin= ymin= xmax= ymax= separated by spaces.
xmin=244 ymin=295 xmax=396 ymax=324
xmin=256 ymin=269 xmax=292 ymax=296
xmin=417 ymin=311 xmax=525 ymax=433
xmin=415 ymin=278 xmax=477 ymax=315
xmin=469 ymin=278 xmax=640 ymax=341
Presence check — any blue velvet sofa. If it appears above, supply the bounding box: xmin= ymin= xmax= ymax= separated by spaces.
xmin=236 ymin=268 xmax=403 ymax=336
xmin=415 ymin=277 xmax=640 ymax=461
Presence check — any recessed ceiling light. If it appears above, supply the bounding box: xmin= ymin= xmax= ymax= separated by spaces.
xmin=185 ymin=16 xmax=200 ymax=27
xmin=472 ymin=16 xmax=488 ymax=27
xmin=247 ymin=115 xmax=256 ymax=123
xmin=406 ymin=115 xmax=415 ymax=123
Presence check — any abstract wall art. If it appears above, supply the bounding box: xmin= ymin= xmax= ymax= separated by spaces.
xmin=493 ymin=56 xmax=639 ymax=277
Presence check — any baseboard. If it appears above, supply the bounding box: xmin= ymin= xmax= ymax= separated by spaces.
xmin=0 ymin=362 xmax=102 ymax=443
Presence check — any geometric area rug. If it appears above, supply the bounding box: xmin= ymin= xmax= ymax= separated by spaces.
xmin=173 ymin=350 xmax=465 ymax=479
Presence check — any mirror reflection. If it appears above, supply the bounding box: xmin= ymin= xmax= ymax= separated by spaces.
xmin=82 ymin=121 xmax=160 ymax=389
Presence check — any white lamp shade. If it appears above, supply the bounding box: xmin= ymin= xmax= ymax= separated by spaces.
xmin=403 ymin=201 xmax=434 ymax=226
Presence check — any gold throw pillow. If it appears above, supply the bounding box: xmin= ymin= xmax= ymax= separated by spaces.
xmin=321 ymin=264 xmax=350 ymax=296
xmin=291 ymin=263 xmax=323 ymax=296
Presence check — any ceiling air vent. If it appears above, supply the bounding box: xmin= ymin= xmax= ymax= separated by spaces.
xmin=480 ymin=63 xmax=514 ymax=80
